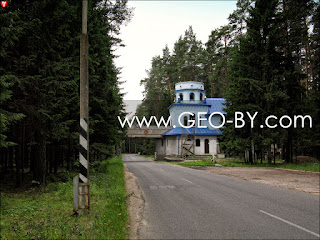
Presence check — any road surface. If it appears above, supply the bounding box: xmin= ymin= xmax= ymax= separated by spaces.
xmin=123 ymin=154 xmax=320 ymax=239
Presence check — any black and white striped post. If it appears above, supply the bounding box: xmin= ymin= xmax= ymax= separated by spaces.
xmin=79 ymin=118 xmax=89 ymax=184
xmin=74 ymin=0 xmax=89 ymax=214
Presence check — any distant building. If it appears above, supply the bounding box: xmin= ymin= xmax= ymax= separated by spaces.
xmin=156 ymin=81 xmax=225 ymax=160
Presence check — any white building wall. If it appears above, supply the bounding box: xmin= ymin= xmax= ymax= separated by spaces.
xmin=193 ymin=136 xmax=218 ymax=156
xmin=157 ymin=135 xmax=220 ymax=159
xmin=165 ymin=136 xmax=179 ymax=157
xmin=155 ymin=139 xmax=166 ymax=160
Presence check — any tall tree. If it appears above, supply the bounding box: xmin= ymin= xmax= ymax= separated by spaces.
xmin=0 ymin=0 xmax=132 ymax=185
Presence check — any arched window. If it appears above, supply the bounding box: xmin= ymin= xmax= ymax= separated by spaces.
xmin=200 ymin=93 xmax=203 ymax=101
xmin=184 ymin=116 xmax=188 ymax=126
xmin=196 ymin=139 xmax=200 ymax=147
xmin=205 ymin=139 xmax=209 ymax=153
xmin=179 ymin=93 xmax=183 ymax=101
xmin=190 ymin=114 xmax=195 ymax=127
xmin=190 ymin=92 xmax=194 ymax=101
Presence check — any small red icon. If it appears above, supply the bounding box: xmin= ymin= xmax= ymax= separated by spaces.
xmin=1 ymin=1 xmax=7 ymax=7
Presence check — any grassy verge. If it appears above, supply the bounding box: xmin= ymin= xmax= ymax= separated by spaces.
xmin=168 ymin=159 xmax=214 ymax=167
xmin=162 ymin=158 xmax=319 ymax=172
xmin=0 ymin=155 xmax=128 ymax=240
xmin=216 ymin=158 xmax=320 ymax=172
xmin=141 ymin=155 xmax=155 ymax=159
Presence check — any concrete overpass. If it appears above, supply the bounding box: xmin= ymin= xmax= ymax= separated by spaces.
xmin=127 ymin=126 xmax=172 ymax=138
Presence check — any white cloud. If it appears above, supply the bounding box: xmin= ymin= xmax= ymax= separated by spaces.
xmin=115 ymin=1 xmax=237 ymax=101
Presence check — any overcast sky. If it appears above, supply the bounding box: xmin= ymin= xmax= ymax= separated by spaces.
xmin=115 ymin=0 xmax=237 ymax=114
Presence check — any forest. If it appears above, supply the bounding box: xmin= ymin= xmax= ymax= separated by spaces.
xmin=1 ymin=0 xmax=320 ymax=188
xmin=136 ymin=0 xmax=320 ymax=164
xmin=0 ymin=0 xmax=132 ymax=186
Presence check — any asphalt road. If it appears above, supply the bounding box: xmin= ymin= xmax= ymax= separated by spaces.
xmin=123 ymin=154 xmax=320 ymax=239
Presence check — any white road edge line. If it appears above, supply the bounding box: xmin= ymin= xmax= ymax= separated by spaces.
xmin=182 ymin=178 xmax=193 ymax=184
xmin=259 ymin=210 xmax=320 ymax=238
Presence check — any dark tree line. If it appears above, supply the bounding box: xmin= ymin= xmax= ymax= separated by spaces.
xmin=137 ymin=0 xmax=320 ymax=163
xmin=0 ymin=0 xmax=132 ymax=186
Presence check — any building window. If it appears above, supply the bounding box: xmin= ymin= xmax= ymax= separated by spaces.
xmin=184 ymin=116 xmax=188 ymax=126
xmin=190 ymin=114 xmax=195 ymax=127
xmin=196 ymin=139 xmax=200 ymax=147
xmin=190 ymin=92 xmax=194 ymax=101
xmin=187 ymin=138 xmax=191 ymax=141
xmin=179 ymin=93 xmax=183 ymax=101
xmin=205 ymin=139 xmax=209 ymax=153
xmin=200 ymin=93 xmax=203 ymax=101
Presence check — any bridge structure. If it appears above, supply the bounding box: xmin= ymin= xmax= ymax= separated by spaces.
xmin=126 ymin=125 xmax=172 ymax=138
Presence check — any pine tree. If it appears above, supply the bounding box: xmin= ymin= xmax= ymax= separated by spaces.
xmin=0 ymin=0 xmax=132 ymax=185
xmin=221 ymin=0 xmax=286 ymax=163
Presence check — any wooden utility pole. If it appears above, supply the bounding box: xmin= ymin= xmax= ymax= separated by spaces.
xmin=74 ymin=0 xmax=89 ymax=214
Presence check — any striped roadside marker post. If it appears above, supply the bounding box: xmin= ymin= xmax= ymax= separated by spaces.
xmin=74 ymin=0 xmax=89 ymax=214
xmin=78 ymin=117 xmax=89 ymax=213
xmin=79 ymin=118 xmax=89 ymax=184
xmin=73 ymin=117 xmax=90 ymax=214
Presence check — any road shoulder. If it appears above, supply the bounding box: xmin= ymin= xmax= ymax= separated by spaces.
xmin=185 ymin=166 xmax=320 ymax=195
xmin=124 ymin=163 xmax=145 ymax=239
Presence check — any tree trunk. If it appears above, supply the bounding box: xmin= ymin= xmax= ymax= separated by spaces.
xmin=267 ymin=148 xmax=272 ymax=165
xmin=48 ymin=145 xmax=53 ymax=173
xmin=34 ymin=133 xmax=47 ymax=185
xmin=54 ymin=145 xmax=58 ymax=174
xmin=24 ymin=145 xmax=29 ymax=169
xmin=282 ymin=0 xmax=289 ymax=56
xmin=285 ymin=129 xmax=293 ymax=163
xmin=4 ymin=148 xmax=8 ymax=171
xmin=273 ymin=144 xmax=276 ymax=165
xmin=39 ymin=138 xmax=47 ymax=185
xmin=30 ymin=146 xmax=36 ymax=173
xmin=8 ymin=147 xmax=13 ymax=172
xmin=168 ymin=79 xmax=173 ymax=102
xmin=15 ymin=145 xmax=22 ymax=187
xmin=224 ymin=34 xmax=229 ymax=90
xmin=248 ymin=148 xmax=253 ymax=164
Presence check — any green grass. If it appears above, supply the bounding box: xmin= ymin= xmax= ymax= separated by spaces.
xmin=271 ymin=163 xmax=320 ymax=172
xmin=216 ymin=158 xmax=320 ymax=172
xmin=172 ymin=159 xmax=214 ymax=167
xmin=162 ymin=157 xmax=320 ymax=172
xmin=141 ymin=155 xmax=155 ymax=159
xmin=0 ymin=155 xmax=128 ymax=240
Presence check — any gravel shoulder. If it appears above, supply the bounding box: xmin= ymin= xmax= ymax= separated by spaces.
xmin=189 ymin=166 xmax=320 ymax=195
xmin=124 ymin=163 xmax=145 ymax=239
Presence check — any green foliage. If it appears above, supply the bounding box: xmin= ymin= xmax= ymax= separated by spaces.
xmin=0 ymin=155 xmax=128 ymax=239
xmin=138 ymin=0 xmax=319 ymax=164
xmin=175 ymin=159 xmax=215 ymax=167
xmin=215 ymin=158 xmax=320 ymax=172
xmin=0 ymin=76 xmax=25 ymax=148
xmin=220 ymin=0 xmax=319 ymax=163
xmin=0 ymin=0 xmax=132 ymax=184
